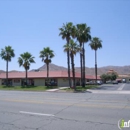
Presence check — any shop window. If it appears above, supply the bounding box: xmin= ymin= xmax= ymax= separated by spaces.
xmin=45 ymin=79 xmax=57 ymax=86
xmin=14 ymin=79 xmax=20 ymax=83
xmin=76 ymin=79 xmax=80 ymax=86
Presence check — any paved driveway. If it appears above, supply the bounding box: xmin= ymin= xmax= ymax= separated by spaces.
xmin=90 ymin=83 xmax=130 ymax=91
xmin=94 ymin=83 xmax=126 ymax=90
xmin=122 ymin=83 xmax=130 ymax=90
xmin=93 ymin=84 xmax=121 ymax=90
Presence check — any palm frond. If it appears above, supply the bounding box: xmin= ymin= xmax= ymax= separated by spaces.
xmin=18 ymin=52 xmax=35 ymax=70
xmin=0 ymin=46 xmax=15 ymax=62
xmin=63 ymin=39 xmax=81 ymax=56
xmin=40 ymin=47 xmax=55 ymax=64
xmin=89 ymin=37 xmax=103 ymax=50
xmin=76 ymin=23 xmax=91 ymax=44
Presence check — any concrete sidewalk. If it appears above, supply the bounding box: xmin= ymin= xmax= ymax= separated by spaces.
xmin=46 ymin=87 xmax=69 ymax=92
xmin=87 ymin=89 xmax=130 ymax=94
xmin=46 ymin=87 xmax=130 ymax=94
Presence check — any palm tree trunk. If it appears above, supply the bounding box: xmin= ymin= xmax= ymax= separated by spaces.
xmin=6 ymin=60 xmax=8 ymax=86
xmin=47 ymin=63 xmax=49 ymax=87
xmin=95 ymin=50 xmax=97 ymax=85
xmin=67 ymin=38 xmax=71 ymax=88
xmin=26 ymin=69 xmax=28 ymax=86
xmin=71 ymin=53 xmax=76 ymax=91
xmin=82 ymin=43 xmax=85 ymax=88
xmin=80 ymin=42 xmax=83 ymax=86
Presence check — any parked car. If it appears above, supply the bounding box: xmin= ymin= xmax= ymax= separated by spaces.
xmin=112 ymin=80 xmax=118 ymax=84
xmin=106 ymin=80 xmax=112 ymax=84
xmin=86 ymin=82 xmax=90 ymax=85
xmin=97 ymin=80 xmax=102 ymax=85
xmin=86 ymin=81 xmax=94 ymax=85
xmin=86 ymin=81 xmax=102 ymax=85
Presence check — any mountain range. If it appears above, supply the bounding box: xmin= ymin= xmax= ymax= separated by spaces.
xmin=0 ymin=63 xmax=130 ymax=75
xmin=31 ymin=63 xmax=130 ymax=75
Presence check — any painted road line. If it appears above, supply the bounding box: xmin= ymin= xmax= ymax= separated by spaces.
xmin=1 ymin=99 xmax=130 ymax=109
xmin=1 ymin=98 xmax=129 ymax=104
xmin=117 ymin=84 xmax=125 ymax=91
xmin=1 ymin=98 xmax=130 ymax=105
xmin=20 ymin=111 xmax=55 ymax=116
xmin=0 ymin=97 xmax=130 ymax=105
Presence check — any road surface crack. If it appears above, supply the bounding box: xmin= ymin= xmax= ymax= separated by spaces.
xmin=55 ymin=116 xmax=116 ymax=126
xmin=35 ymin=118 xmax=55 ymax=130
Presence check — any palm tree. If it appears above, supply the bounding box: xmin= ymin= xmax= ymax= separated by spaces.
xmin=76 ymin=24 xmax=91 ymax=87
xmin=63 ymin=39 xmax=81 ymax=91
xmin=39 ymin=47 xmax=55 ymax=87
xmin=89 ymin=37 xmax=102 ymax=84
xmin=18 ymin=52 xmax=35 ymax=85
xmin=0 ymin=46 xmax=15 ymax=86
xmin=59 ymin=22 xmax=76 ymax=88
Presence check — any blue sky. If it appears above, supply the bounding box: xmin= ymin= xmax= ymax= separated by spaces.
xmin=0 ymin=0 xmax=130 ymax=71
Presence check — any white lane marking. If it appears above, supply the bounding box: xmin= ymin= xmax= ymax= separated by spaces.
xmin=117 ymin=84 xmax=126 ymax=91
xmin=19 ymin=111 xmax=55 ymax=117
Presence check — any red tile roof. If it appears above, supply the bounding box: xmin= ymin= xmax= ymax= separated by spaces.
xmin=86 ymin=75 xmax=101 ymax=80
xmin=0 ymin=71 xmax=100 ymax=79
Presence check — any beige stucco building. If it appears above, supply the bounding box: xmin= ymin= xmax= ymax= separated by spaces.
xmin=0 ymin=71 xmax=100 ymax=87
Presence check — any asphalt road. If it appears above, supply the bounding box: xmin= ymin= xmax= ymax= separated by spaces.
xmin=0 ymin=89 xmax=130 ymax=130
